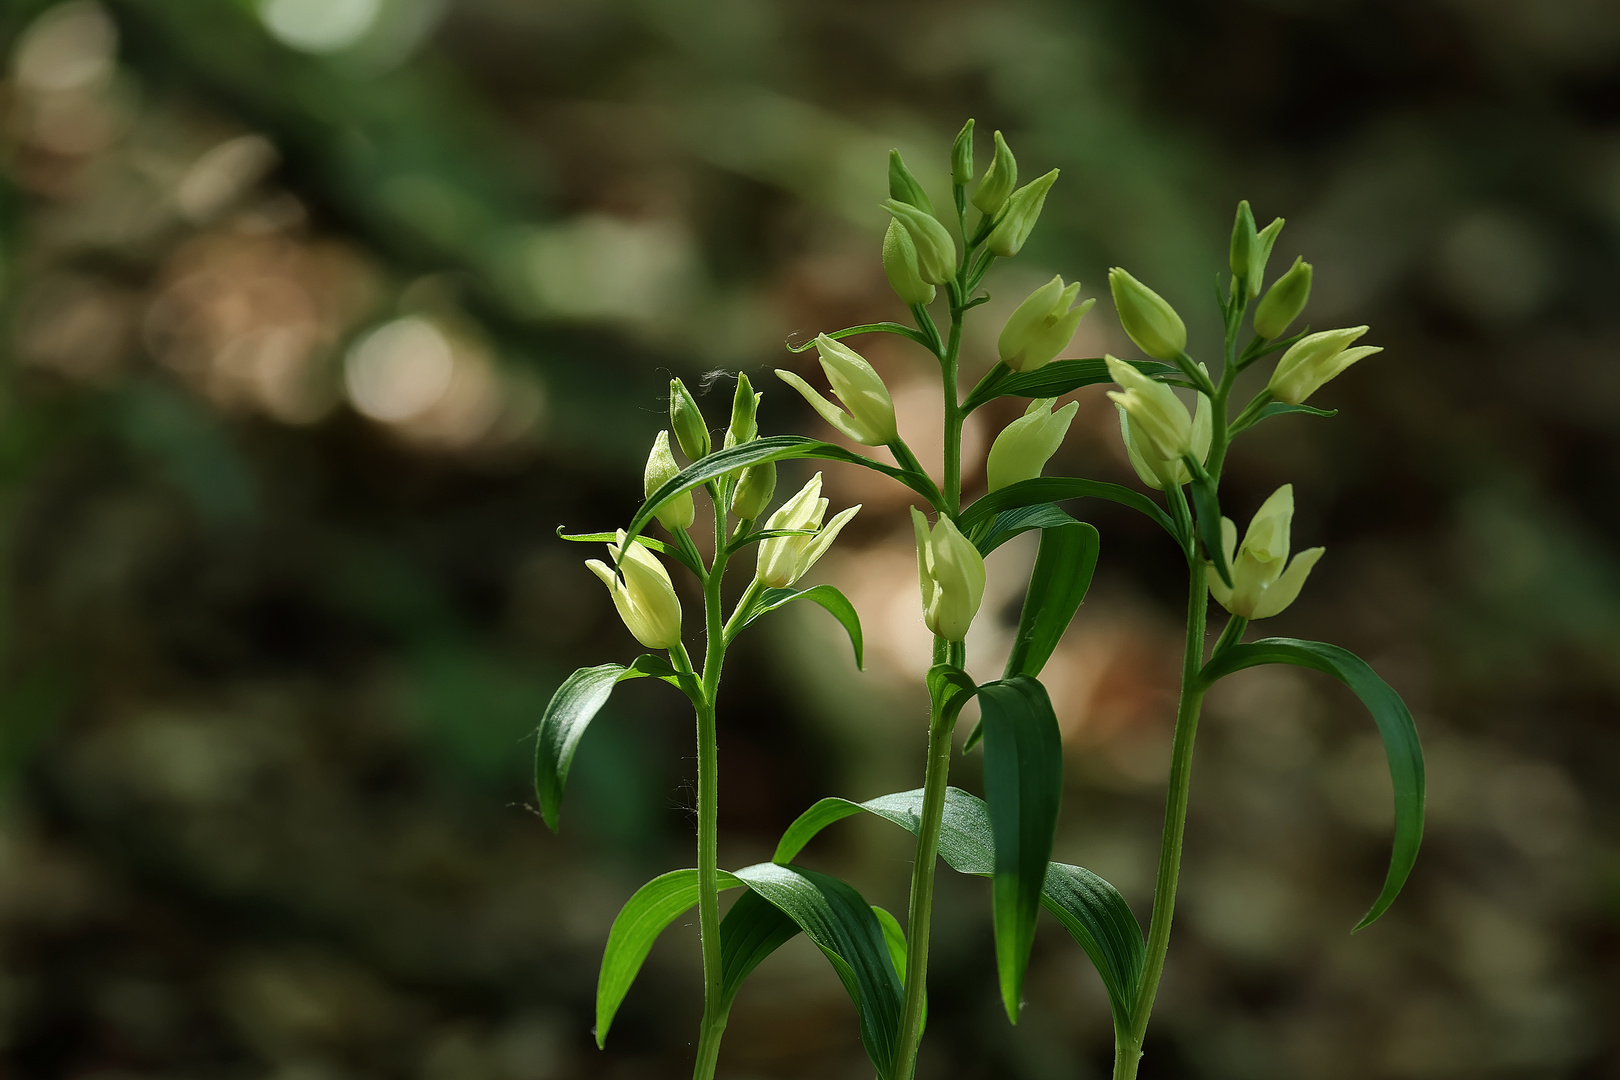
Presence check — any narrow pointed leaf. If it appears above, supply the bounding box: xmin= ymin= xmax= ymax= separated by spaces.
xmin=785 ymin=322 xmax=933 ymax=352
xmin=1256 ymin=402 xmax=1337 ymax=422
xmin=1004 ymin=522 xmax=1099 ymax=680
xmin=733 ymin=863 xmax=905 ymax=1075
xmin=1199 ymin=638 xmax=1425 ymax=929
xmin=976 ymin=676 xmax=1065 ymax=1022
xmin=927 ymin=663 xmax=979 ymax=728
xmin=595 ymin=869 xmax=743 ymax=1046
xmin=960 ymin=477 xmax=1176 ymax=542
xmin=558 ymin=528 xmax=703 ymax=577
xmin=717 ymin=887 xmax=801 ymax=1011
xmin=962 ymin=357 xmax=1177 ymax=413
xmin=972 ymin=503 xmax=1079 ymax=556
xmin=535 ymin=657 xmax=682 ymax=830
xmin=1187 ymin=471 xmax=1232 ymax=587
xmin=770 ymin=787 xmax=1142 ymax=1031
xmin=872 ymin=906 xmax=926 ymax=1033
xmin=626 ymin=436 xmax=934 ymax=552
xmin=734 ymin=585 xmax=863 ymax=669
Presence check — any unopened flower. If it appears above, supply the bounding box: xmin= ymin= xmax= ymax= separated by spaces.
xmin=1252 ymin=257 xmax=1312 ymax=340
xmin=1108 ymin=268 xmax=1187 ymax=363
xmin=951 ymin=118 xmax=976 ymax=188
xmin=755 ymin=473 xmax=860 ymax=589
xmin=1207 ymin=485 xmax=1325 ymax=620
xmin=972 ymin=130 xmax=1017 ymax=216
xmin=987 ymin=398 xmax=1080 ymax=491
xmin=586 ymin=532 xmax=683 ymax=650
xmin=912 ymin=508 xmax=986 ymax=642
xmin=643 ymin=430 xmax=694 ymax=531
xmin=883 ymin=199 xmax=956 ymax=285
xmin=985 ymin=168 xmax=1058 ymax=257
xmin=731 ymin=458 xmax=777 ymax=521
xmin=997 ymin=274 xmax=1096 ymax=373
xmin=1268 ymin=326 xmax=1381 ymax=405
xmin=883 ymin=218 xmax=935 ymax=307
xmin=776 ymin=335 xmax=898 ymax=446
xmin=1105 ymin=356 xmax=1194 ymax=463
xmin=668 ymin=377 xmax=709 ymax=460
xmin=1118 ymin=385 xmax=1212 ymax=490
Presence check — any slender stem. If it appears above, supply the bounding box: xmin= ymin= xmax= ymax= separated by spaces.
xmin=893 ymin=637 xmax=963 ymax=1078
xmin=692 ymin=493 xmax=732 ymax=1080
xmin=1120 ymin=562 xmax=1209 ymax=1077
xmin=941 ymin=308 xmax=964 ymax=516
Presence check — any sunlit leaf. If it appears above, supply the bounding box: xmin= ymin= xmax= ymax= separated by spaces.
xmin=971 ymin=502 xmax=1078 ymax=556
xmin=534 ymin=656 xmax=682 ymax=830
xmin=557 ymin=528 xmax=703 ymax=577
xmin=1004 ymin=521 xmax=1099 ymax=680
xmin=717 ymin=887 xmax=800 ymax=1011
xmin=733 ymin=585 xmax=863 ymax=669
xmin=872 ymin=906 xmax=925 ymax=1033
xmin=1199 ymin=638 xmax=1425 ymax=929
xmin=976 ymin=676 xmax=1065 ymax=1022
xmin=962 ymin=358 xmax=1176 ymax=413
xmin=595 ymin=868 xmax=744 ymax=1047
xmin=960 ymin=477 xmax=1176 ymax=542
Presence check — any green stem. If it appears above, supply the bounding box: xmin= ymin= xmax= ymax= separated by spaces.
xmin=892 ymin=636 xmax=964 ymax=1078
xmin=941 ymin=307 xmax=964 ymax=516
xmin=1119 ymin=561 xmax=1209 ymax=1078
xmin=692 ymin=494 xmax=733 ymax=1080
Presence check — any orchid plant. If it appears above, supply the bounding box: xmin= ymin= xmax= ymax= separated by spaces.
xmin=538 ymin=120 xmax=1426 ymax=1080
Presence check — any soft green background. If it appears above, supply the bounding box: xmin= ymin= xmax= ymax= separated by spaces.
xmin=0 ymin=0 xmax=1615 ymax=1077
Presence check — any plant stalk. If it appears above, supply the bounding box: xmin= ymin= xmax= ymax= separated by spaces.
xmin=1117 ymin=559 xmax=1209 ymax=1080
xmin=692 ymin=496 xmax=733 ymax=1080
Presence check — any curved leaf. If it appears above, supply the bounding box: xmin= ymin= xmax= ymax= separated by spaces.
xmin=1199 ymin=638 xmax=1425 ymax=929
xmin=733 ymin=863 xmax=904 ymax=1075
xmin=717 ymin=886 xmax=801 ymax=1011
xmin=1004 ymin=521 xmax=1099 ymax=680
xmin=1187 ymin=469 xmax=1231 ymax=587
xmin=626 ymin=436 xmax=934 ymax=552
xmin=872 ymin=906 xmax=925 ymax=1034
xmin=535 ymin=657 xmax=682 ymax=830
xmin=770 ymin=787 xmax=1143 ymax=1032
xmin=977 ymin=676 xmax=1065 ymax=1022
xmin=959 ymin=477 xmax=1176 ymax=542
xmin=970 ymin=502 xmax=1078 ymax=556
xmin=962 ymin=357 xmax=1177 ymax=413
xmin=785 ymin=321 xmax=932 ymax=352
xmin=927 ymin=663 xmax=979 ymax=729
xmin=734 ymin=585 xmax=863 ymax=669
xmin=595 ymin=869 xmax=743 ymax=1047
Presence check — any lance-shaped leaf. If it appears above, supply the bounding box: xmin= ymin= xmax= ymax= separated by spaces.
xmin=732 ymin=863 xmax=905 ymax=1075
xmin=976 ymin=676 xmax=1065 ymax=1022
xmin=960 ymin=477 xmax=1177 ymax=542
xmin=594 ymin=869 xmax=744 ymax=1046
xmin=1199 ymin=638 xmax=1425 ymax=929
xmin=927 ymin=663 xmax=979 ymax=729
xmin=1004 ymin=521 xmax=1099 ymax=680
xmin=717 ymin=887 xmax=801 ymax=1011
xmin=535 ymin=656 xmax=684 ymax=830
xmin=730 ymin=585 xmax=863 ymax=669
xmin=962 ymin=357 xmax=1177 ymax=413
xmin=558 ymin=529 xmax=702 ymax=577
xmin=971 ymin=502 xmax=1079 ymax=556
xmin=626 ymin=436 xmax=936 ymax=553
xmin=1187 ymin=468 xmax=1232 ymax=587
xmin=770 ymin=787 xmax=1143 ymax=1034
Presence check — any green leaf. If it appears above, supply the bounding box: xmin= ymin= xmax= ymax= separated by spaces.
xmin=1187 ymin=471 xmax=1232 ymax=587
xmin=626 ymin=436 xmax=934 ymax=553
xmin=1004 ymin=521 xmax=1099 ymax=680
xmin=977 ymin=676 xmax=1065 ymax=1022
xmin=723 ymin=527 xmax=818 ymax=555
xmin=558 ymin=528 xmax=703 ymax=577
xmin=872 ymin=906 xmax=925 ymax=1033
xmin=962 ymin=358 xmax=1177 ymax=413
xmin=595 ymin=869 xmax=744 ymax=1047
xmin=1256 ymin=402 xmax=1337 ymax=422
xmin=927 ymin=663 xmax=979 ymax=728
xmin=534 ymin=657 xmax=681 ymax=830
xmin=733 ymin=863 xmax=905 ymax=1075
xmin=770 ymin=787 xmax=1143 ymax=1032
xmin=960 ymin=477 xmax=1176 ymax=542
xmin=717 ymin=887 xmax=801 ymax=1011
xmin=1199 ymin=638 xmax=1425 ymax=929
xmin=971 ymin=502 xmax=1078 ymax=556
xmin=785 ymin=321 xmax=933 ymax=352
xmin=734 ymin=585 xmax=863 ymax=669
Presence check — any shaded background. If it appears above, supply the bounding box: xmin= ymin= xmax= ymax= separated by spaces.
xmin=0 ymin=0 xmax=1616 ymax=1077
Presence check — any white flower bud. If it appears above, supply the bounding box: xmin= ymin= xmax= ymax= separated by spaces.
xmin=1206 ymin=485 xmax=1325 ymax=620
xmin=883 ymin=199 xmax=956 ymax=285
xmin=755 ymin=472 xmax=860 ymax=589
xmin=1268 ymin=326 xmax=1381 ymax=405
xmin=643 ymin=430 xmax=694 ymax=531
xmin=997 ymin=274 xmax=1096 ymax=373
xmin=986 ymin=398 xmax=1079 ymax=491
xmin=775 ymin=335 xmax=898 ymax=447
xmin=1108 ymin=267 xmax=1187 ymax=362
xmin=586 ymin=532 xmax=683 ymax=650
xmin=912 ymin=508 xmax=985 ymax=642
xmin=1104 ymin=355 xmax=1194 ymax=462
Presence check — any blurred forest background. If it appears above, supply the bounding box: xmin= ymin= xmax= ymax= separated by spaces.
xmin=0 ymin=0 xmax=1617 ymax=1077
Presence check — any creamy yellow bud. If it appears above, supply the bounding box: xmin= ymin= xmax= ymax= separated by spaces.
xmin=972 ymin=130 xmax=1017 ymax=216
xmin=643 ymin=430 xmax=694 ymax=531
xmin=883 ymin=199 xmax=956 ymax=285
xmin=986 ymin=169 xmax=1058 ymax=257
xmin=1251 ymin=217 xmax=1285 ymax=298
xmin=587 ymin=532 xmax=682 ymax=649
xmin=1118 ymin=385 xmax=1211 ymax=490
xmin=951 ymin=118 xmax=976 ymax=188
xmin=1206 ymin=485 xmax=1325 ymax=619
xmin=1268 ymin=326 xmax=1381 ymax=405
xmin=1104 ymin=355 xmax=1194 ymax=462
xmin=997 ymin=274 xmax=1096 ymax=373
xmin=775 ymin=334 xmax=898 ymax=447
xmin=668 ymin=377 xmax=709 ymax=460
xmin=1252 ymin=257 xmax=1312 ymax=339
xmin=987 ymin=398 xmax=1079 ymax=491
xmin=883 ymin=218 xmax=936 ymax=307
xmin=724 ymin=372 xmax=761 ymax=450
xmin=912 ymin=508 xmax=986 ymax=642
xmin=1108 ymin=268 xmax=1187 ymax=362
xmin=730 ymin=459 xmax=776 ymax=521
xmin=1230 ymin=200 xmax=1258 ymax=294
xmin=755 ymin=472 xmax=860 ymax=589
